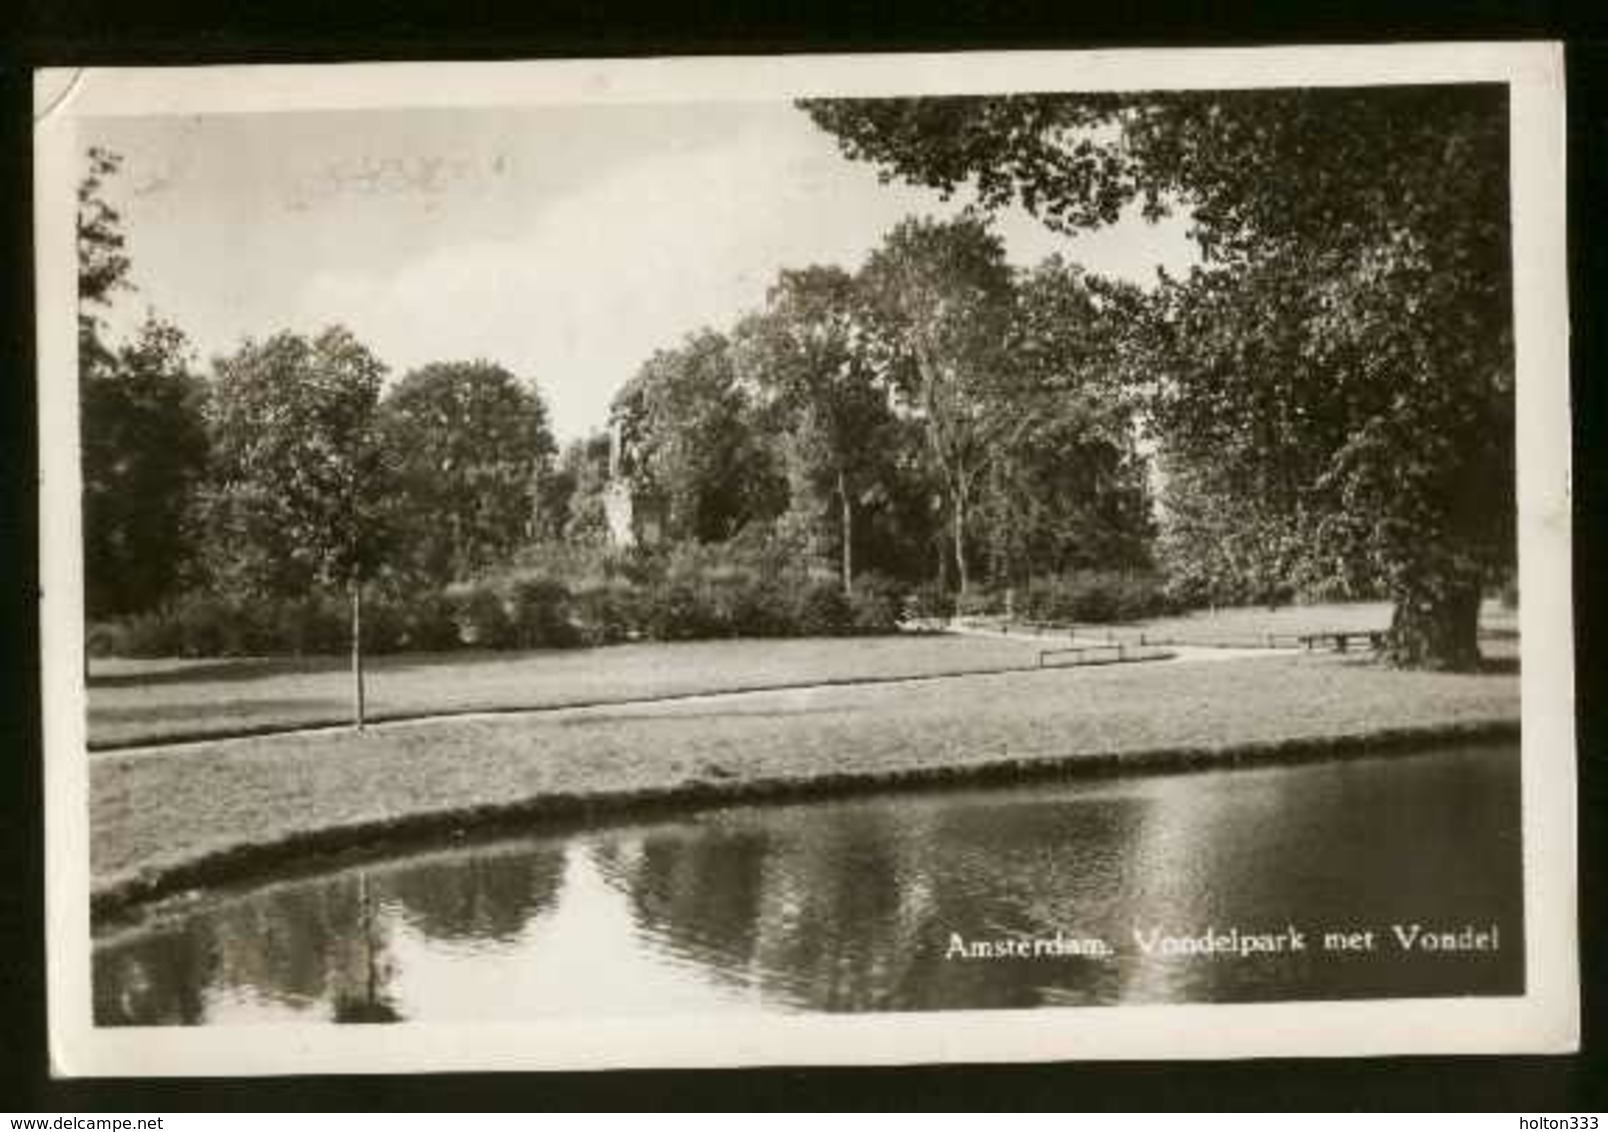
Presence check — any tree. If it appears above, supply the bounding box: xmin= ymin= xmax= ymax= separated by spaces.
xmin=380 ymin=361 xmax=557 ymax=586
xmin=612 ymin=330 xmax=785 ymax=544
xmin=858 ymin=213 xmax=1013 ymax=596
xmin=76 ymin=148 xmax=212 ymax=620
xmin=204 ymin=327 xmax=392 ymax=726
xmin=78 ymin=146 xmax=133 ymax=378
xmin=733 ymin=266 xmax=896 ymax=593
xmin=977 ymin=257 xmax=1153 ymax=585
xmin=549 ymin=433 xmax=614 ymax=546
xmin=804 ymin=88 xmax=1513 ymax=668
xmin=81 ymin=317 xmax=210 ymax=617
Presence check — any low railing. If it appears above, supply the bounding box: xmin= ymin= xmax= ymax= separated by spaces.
xmin=1036 ymin=642 xmax=1174 ymax=668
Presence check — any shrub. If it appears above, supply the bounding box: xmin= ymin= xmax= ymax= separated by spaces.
xmin=279 ymin=595 xmax=348 ymax=655
xmin=170 ymin=594 xmax=247 ymax=656
xmin=395 ymin=591 xmax=459 ymax=652
xmin=505 ymin=577 xmax=576 ymax=648
xmin=791 ymin=580 xmax=853 ymax=636
xmin=85 ymin=620 xmax=125 ymax=659
xmin=848 ymin=573 xmax=907 ymax=634
xmin=903 ymin=581 xmax=954 ymax=623
xmin=954 ymin=588 xmax=1004 ymax=618
xmin=358 ymin=596 xmax=407 ymax=654
xmin=446 ymin=584 xmax=514 ymax=648
xmin=1018 ymin=570 xmax=1173 ymax=624
xmin=98 ymin=610 xmax=184 ymax=658
xmin=704 ymin=575 xmax=791 ymax=638
xmin=570 ymin=581 xmax=640 ymax=645
xmin=639 ymin=582 xmax=716 ymax=641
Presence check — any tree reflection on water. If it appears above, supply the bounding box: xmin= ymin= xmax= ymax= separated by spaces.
xmin=93 ymin=743 xmax=1522 ymax=1025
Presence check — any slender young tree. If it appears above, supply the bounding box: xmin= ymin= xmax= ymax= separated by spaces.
xmin=205 ymin=327 xmax=392 ymax=727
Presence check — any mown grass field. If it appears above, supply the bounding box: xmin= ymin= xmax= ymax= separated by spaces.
xmin=89 ymin=633 xmax=1055 ymax=748
xmin=91 ymin=648 xmax=1519 ymax=907
xmin=88 ymin=599 xmax=1518 ymax=748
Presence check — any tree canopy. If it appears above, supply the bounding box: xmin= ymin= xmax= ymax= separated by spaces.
xmin=77 ymin=148 xmax=210 ymax=618
xmin=203 ymin=327 xmax=393 ymax=600
xmin=733 ymin=265 xmax=897 ymax=591
xmin=381 ymin=360 xmax=557 ymax=586
xmin=80 ymin=316 xmax=209 ymax=617
xmin=804 ymin=87 xmax=1514 ymax=667
xmin=612 ymin=329 xmax=785 ymax=544
xmin=858 ymin=213 xmax=1015 ymax=595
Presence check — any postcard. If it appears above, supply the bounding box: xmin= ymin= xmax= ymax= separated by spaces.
xmin=35 ymin=42 xmax=1577 ymax=1074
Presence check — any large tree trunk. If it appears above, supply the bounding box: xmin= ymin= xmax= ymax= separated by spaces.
xmin=1386 ymin=581 xmax=1483 ymax=671
xmin=837 ymin=468 xmax=854 ymax=597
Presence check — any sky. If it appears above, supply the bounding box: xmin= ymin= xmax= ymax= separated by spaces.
xmin=85 ymin=101 xmax=1197 ymax=442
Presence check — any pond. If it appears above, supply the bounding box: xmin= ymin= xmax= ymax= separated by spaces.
xmin=94 ymin=740 xmax=1522 ymax=1024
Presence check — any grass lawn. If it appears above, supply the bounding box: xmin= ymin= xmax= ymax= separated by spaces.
xmin=973 ymin=598 xmax=1519 ymax=646
xmin=86 ymin=600 xmax=1518 ymax=749
xmin=91 ymin=650 xmax=1518 ymax=908
xmin=87 ymin=634 xmax=1051 ymax=748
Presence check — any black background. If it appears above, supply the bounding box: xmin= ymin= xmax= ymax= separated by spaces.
xmin=1 ymin=0 xmax=1604 ymax=1111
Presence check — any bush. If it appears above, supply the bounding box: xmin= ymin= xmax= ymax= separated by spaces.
xmin=505 ymin=577 xmax=576 ymax=648
xmin=95 ymin=609 xmax=184 ymax=658
xmin=85 ymin=620 xmax=125 ymax=659
xmin=279 ymin=595 xmax=348 ymax=655
xmin=701 ymin=575 xmax=785 ymax=638
xmin=903 ymin=582 xmax=954 ymax=623
xmin=639 ymin=582 xmax=717 ymax=641
xmin=358 ymin=596 xmax=407 ymax=654
xmin=170 ymin=594 xmax=251 ymax=656
xmin=954 ymin=588 xmax=1004 ymax=618
xmin=446 ymin=584 xmax=514 ymax=648
xmin=1018 ymin=570 xmax=1173 ymax=624
xmin=395 ymin=591 xmax=459 ymax=652
xmin=848 ymin=573 xmax=907 ymax=634
xmin=791 ymin=580 xmax=853 ymax=636
xmin=570 ymin=581 xmax=640 ymax=645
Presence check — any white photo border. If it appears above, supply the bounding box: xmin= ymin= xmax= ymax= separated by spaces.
xmin=35 ymin=42 xmax=1578 ymax=1076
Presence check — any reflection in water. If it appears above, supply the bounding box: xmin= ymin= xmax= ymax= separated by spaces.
xmin=94 ymin=742 xmax=1522 ymax=1025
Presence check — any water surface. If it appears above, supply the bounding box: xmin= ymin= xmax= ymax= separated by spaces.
xmin=94 ymin=741 xmax=1522 ymax=1024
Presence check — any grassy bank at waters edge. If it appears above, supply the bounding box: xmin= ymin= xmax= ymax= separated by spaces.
xmin=91 ymin=651 xmax=1519 ymax=916
xmin=86 ymin=600 xmax=1517 ymax=748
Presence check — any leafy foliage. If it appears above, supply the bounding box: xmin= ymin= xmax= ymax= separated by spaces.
xmin=803 ymin=87 xmax=1515 ymax=668
xmin=77 ymin=146 xmax=133 ymax=377
xmin=733 ymin=265 xmax=898 ymax=592
xmin=858 ymin=213 xmax=1015 ymax=595
xmin=381 ymin=360 xmax=557 ymax=586
xmin=612 ymin=329 xmax=786 ymax=543
xmin=202 ymin=327 xmax=393 ymax=599
xmin=81 ymin=317 xmax=210 ymax=617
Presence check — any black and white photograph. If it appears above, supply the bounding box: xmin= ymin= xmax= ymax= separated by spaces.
xmin=33 ymin=45 xmax=1577 ymax=1074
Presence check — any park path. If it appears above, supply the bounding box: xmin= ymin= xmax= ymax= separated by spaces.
xmin=96 ymin=633 xmax=1294 ymax=758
